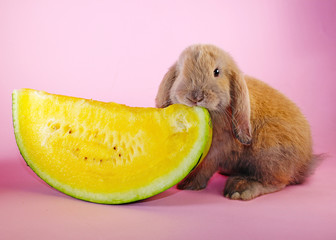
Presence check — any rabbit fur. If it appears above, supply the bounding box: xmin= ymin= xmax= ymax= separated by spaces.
xmin=155 ymin=44 xmax=317 ymax=200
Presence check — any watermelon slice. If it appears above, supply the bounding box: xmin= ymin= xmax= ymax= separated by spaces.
xmin=12 ymin=89 xmax=212 ymax=204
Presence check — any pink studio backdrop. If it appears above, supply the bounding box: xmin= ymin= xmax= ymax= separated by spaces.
xmin=1 ymin=0 xmax=335 ymax=239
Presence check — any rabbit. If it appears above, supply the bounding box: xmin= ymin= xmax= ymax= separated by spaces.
xmin=155 ymin=44 xmax=318 ymax=200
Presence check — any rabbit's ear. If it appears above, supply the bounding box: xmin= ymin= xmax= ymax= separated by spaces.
xmin=230 ymin=71 xmax=252 ymax=145
xmin=155 ymin=63 xmax=177 ymax=108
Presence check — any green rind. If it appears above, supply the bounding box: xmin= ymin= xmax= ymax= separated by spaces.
xmin=12 ymin=89 xmax=212 ymax=204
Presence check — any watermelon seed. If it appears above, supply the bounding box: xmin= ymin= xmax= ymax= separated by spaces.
xmin=84 ymin=157 xmax=87 ymax=160
xmin=119 ymin=154 xmax=121 ymax=157
xmin=100 ymin=159 xmax=103 ymax=163
xmin=51 ymin=123 xmax=60 ymax=131
xmin=137 ymin=146 xmax=142 ymax=153
xmin=68 ymin=129 xmax=72 ymax=134
xmin=113 ymin=146 xmax=117 ymax=150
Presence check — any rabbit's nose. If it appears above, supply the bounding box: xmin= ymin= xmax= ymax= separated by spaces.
xmin=188 ymin=90 xmax=204 ymax=104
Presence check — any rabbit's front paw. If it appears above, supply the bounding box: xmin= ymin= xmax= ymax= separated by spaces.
xmin=177 ymin=176 xmax=207 ymax=190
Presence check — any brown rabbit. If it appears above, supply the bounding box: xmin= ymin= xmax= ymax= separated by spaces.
xmin=155 ymin=44 xmax=317 ymax=200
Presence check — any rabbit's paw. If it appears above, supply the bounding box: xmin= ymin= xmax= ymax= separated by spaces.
xmin=177 ymin=176 xmax=207 ymax=190
xmin=224 ymin=176 xmax=284 ymax=200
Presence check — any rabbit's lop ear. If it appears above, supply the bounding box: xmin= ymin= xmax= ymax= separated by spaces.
xmin=230 ymin=71 xmax=252 ymax=145
xmin=155 ymin=63 xmax=177 ymax=108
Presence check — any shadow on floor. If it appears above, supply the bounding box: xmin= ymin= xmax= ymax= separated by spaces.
xmin=0 ymin=157 xmax=65 ymax=198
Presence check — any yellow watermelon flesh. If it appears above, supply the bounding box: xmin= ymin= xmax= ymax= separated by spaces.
xmin=12 ymin=89 xmax=212 ymax=204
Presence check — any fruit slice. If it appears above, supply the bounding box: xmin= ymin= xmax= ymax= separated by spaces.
xmin=12 ymin=89 xmax=212 ymax=204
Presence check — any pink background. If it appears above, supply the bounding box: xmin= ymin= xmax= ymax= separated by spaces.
xmin=1 ymin=0 xmax=336 ymax=239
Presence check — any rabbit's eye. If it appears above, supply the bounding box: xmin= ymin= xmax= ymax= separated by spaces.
xmin=214 ymin=68 xmax=220 ymax=77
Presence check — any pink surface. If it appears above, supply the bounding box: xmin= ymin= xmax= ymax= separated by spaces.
xmin=1 ymin=0 xmax=335 ymax=239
